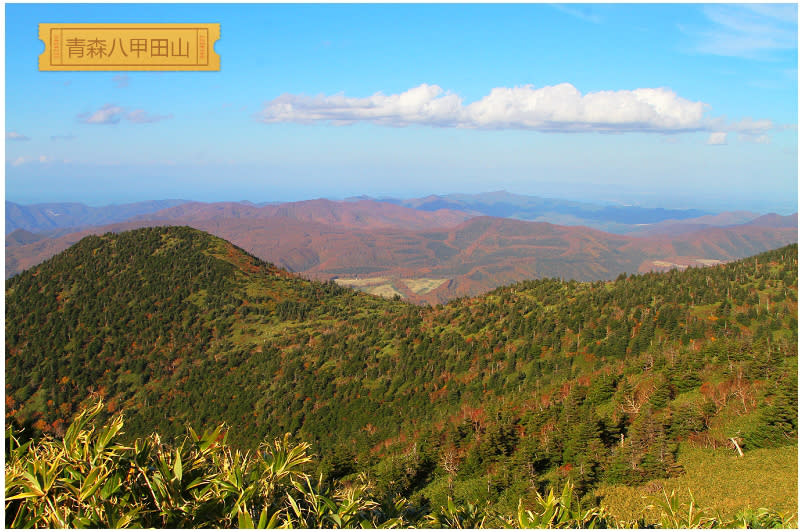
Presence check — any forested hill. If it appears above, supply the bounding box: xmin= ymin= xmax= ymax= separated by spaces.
xmin=5 ymin=226 xmax=797 ymax=515
xmin=6 ymin=226 xmax=405 ymax=444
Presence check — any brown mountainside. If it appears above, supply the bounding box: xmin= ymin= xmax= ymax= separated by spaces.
xmin=7 ymin=206 xmax=796 ymax=304
xmin=744 ymin=212 xmax=799 ymax=228
xmin=132 ymin=198 xmax=473 ymax=230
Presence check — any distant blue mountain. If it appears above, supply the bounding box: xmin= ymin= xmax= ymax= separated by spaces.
xmin=5 ymin=199 xmax=189 ymax=234
xmin=379 ymin=191 xmax=711 ymax=228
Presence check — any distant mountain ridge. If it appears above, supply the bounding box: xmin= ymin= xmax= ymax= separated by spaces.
xmin=6 ymin=194 xmax=796 ymax=303
xmin=9 ymin=192 xmax=769 ymax=238
xmin=5 ymin=199 xmax=189 ymax=234
xmin=745 ymin=213 xmax=800 ymax=228
xmin=625 ymin=211 xmax=763 ymax=237
xmin=377 ymin=191 xmax=720 ymax=233
xmin=6 ymin=202 xmax=796 ymax=303
xmin=7 ymin=193 xmax=782 ymax=238
xmin=129 ymin=198 xmax=473 ymax=230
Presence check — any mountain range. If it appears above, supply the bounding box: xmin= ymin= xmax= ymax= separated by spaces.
xmin=380 ymin=191 xmax=720 ymax=232
xmin=6 ymin=194 xmax=796 ymax=303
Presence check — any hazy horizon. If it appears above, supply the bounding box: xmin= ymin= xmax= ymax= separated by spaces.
xmin=5 ymin=185 xmax=798 ymax=216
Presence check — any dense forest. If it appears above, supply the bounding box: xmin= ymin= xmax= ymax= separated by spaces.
xmin=5 ymin=226 xmax=798 ymax=523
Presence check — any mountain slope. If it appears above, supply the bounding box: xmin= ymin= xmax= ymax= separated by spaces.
xmin=745 ymin=212 xmax=799 ymax=228
xmin=6 ymin=227 xmax=797 ymax=515
xmin=624 ymin=211 xmax=761 ymax=237
xmin=5 ymin=226 xmax=407 ymax=448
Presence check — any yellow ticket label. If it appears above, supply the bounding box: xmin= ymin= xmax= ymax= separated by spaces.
xmin=39 ymin=23 xmax=220 ymax=71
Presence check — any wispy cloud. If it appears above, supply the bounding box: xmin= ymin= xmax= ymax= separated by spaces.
xmin=691 ymin=4 xmax=797 ymax=59
xmin=740 ymin=133 xmax=770 ymax=144
xmin=6 ymin=131 xmax=30 ymax=141
xmin=127 ymin=109 xmax=174 ymax=123
xmin=550 ymin=4 xmax=603 ymax=24
xmin=78 ymin=104 xmax=173 ymax=125
xmin=258 ymin=83 xmax=777 ymax=136
xmin=113 ymin=74 xmax=130 ymax=88
xmin=79 ymin=104 xmax=126 ymax=124
xmin=8 ymin=155 xmax=52 ymax=166
xmin=707 ymin=132 xmax=728 ymax=145
xmin=725 ymin=117 xmax=775 ymax=135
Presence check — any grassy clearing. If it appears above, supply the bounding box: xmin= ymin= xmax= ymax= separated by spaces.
xmin=402 ymin=278 xmax=449 ymax=295
xmin=690 ymin=303 xmax=718 ymax=319
xmin=652 ymin=260 xmax=685 ymax=269
xmin=366 ymin=284 xmax=404 ymax=298
xmin=334 ymin=277 xmax=405 ymax=298
xmin=335 ymin=276 xmax=450 ymax=297
xmin=596 ymin=444 xmax=798 ymax=524
xmin=334 ymin=277 xmax=389 ymax=287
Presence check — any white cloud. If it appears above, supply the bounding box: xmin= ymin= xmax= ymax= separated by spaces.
xmin=465 ymin=85 xmax=709 ymax=132
xmin=707 ymin=132 xmax=728 ymax=145
xmin=11 ymin=157 xmax=28 ymax=166
xmin=39 ymin=155 xmax=48 ymax=163
xmin=260 ymin=84 xmax=464 ymax=127
xmin=78 ymin=104 xmax=172 ymax=125
xmin=258 ymin=83 xmax=755 ymax=134
xmin=6 ymin=131 xmax=30 ymax=141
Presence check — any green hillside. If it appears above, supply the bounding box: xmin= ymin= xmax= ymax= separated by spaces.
xmin=5 ymin=226 xmax=797 ymax=523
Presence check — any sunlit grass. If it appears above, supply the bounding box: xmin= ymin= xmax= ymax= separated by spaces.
xmin=402 ymin=278 xmax=449 ymax=295
xmin=596 ymin=444 xmax=798 ymax=525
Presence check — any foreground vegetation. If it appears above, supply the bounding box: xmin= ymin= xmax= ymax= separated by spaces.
xmin=6 ymin=403 xmax=795 ymax=528
xmin=5 ymin=228 xmax=798 ymax=522
xmin=597 ymin=444 xmax=798 ymax=522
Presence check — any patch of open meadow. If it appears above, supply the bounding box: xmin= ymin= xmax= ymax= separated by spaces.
xmin=596 ymin=444 xmax=798 ymax=524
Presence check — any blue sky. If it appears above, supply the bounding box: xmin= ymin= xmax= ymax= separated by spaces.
xmin=5 ymin=3 xmax=798 ymax=213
